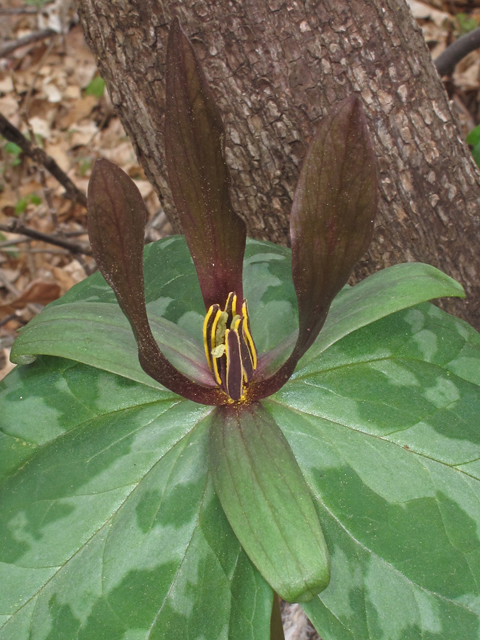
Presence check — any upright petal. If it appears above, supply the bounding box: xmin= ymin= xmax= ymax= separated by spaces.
xmin=291 ymin=95 xmax=377 ymax=357
xmin=165 ymin=18 xmax=246 ymax=309
xmin=250 ymin=96 xmax=377 ymax=401
xmin=88 ymin=158 xmax=223 ymax=405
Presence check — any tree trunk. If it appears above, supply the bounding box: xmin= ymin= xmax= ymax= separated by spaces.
xmin=74 ymin=0 xmax=480 ymax=329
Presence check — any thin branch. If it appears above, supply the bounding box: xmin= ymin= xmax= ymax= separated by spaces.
xmin=0 ymin=113 xmax=87 ymax=208
xmin=0 ymin=221 xmax=92 ymax=256
xmin=0 ymin=313 xmax=19 ymax=329
xmin=435 ymin=27 xmax=480 ymax=76
xmin=63 ymin=229 xmax=88 ymax=237
xmin=0 ymin=269 xmax=20 ymax=296
xmin=0 ymin=236 xmax=34 ymax=248
xmin=0 ymin=29 xmax=56 ymax=59
xmin=0 ymin=7 xmax=39 ymax=15
xmin=1 ymin=246 xmax=70 ymax=254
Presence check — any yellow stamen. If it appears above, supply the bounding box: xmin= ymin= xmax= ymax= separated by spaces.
xmin=210 ymin=309 xmax=225 ymax=385
xmin=202 ymin=304 xmax=216 ymax=370
xmin=242 ymin=301 xmax=257 ymax=370
xmin=203 ymin=293 xmax=257 ymax=401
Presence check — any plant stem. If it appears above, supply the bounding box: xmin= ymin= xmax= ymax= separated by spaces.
xmin=270 ymin=593 xmax=285 ymax=640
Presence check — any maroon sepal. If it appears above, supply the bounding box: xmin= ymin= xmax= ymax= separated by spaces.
xmin=249 ymin=97 xmax=377 ymax=401
xmin=165 ymin=19 xmax=246 ymax=310
xmin=87 ymin=158 xmax=225 ymax=406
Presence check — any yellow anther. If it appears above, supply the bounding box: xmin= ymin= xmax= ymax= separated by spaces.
xmin=242 ymin=301 xmax=257 ymax=370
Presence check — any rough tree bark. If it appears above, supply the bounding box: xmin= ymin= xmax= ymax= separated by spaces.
xmin=75 ymin=0 xmax=480 ymax=329
xmin=73 ymin=2 xmax=480 ymax=637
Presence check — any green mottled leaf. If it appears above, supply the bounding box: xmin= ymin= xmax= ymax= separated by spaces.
xmin=300 ymin=261 xmax=465 ymax=368
xmin=269 ymin=302 xmax=480 ymax=639
xmin=16 ymin=236 xmax=297 ymax=367
xmin=0 ymin=359 xmax=273 ymax=639
xmin=11 ymin=302 xmax=215 ymax=388
xmin=0 ymin=356 xmax=163 ymax=484
xmin=257 ymin=261 xmax=464 ymax=380
xmin=210 ymin=402 xmax=329 ymax=603
xmin=3 ymin=231 xmax=477 ymax=638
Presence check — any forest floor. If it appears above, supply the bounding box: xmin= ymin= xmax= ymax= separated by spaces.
xmin=1 ymin=0 xmax=480 ymax=383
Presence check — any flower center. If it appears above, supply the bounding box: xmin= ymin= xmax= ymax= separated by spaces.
xmin=203 ymin=292 xmax=257 ymax=401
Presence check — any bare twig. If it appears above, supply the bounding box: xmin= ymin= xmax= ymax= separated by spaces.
xmin=72 ymin=252 xmax=95 ymax=276
xmin=63 ymin=229 xmax=88 ymax=237
xmin=38 ymin=166 xmax=58 ymax=224
xmin=435 ymin=27 xmax=480 ymax=76
xmin=0 ymin=313 xmax=19 ymax=329
xmin=0 ymin=29 xmax=56 ymax=59
xmin=0 ymin=113 xmax=87 ymax=207
xmin=0 ymin=7 xmax=39 ymax=15
xmin=0 ymin=221 xmax=92 ymax=255
xmin=0 ymin=271 xmax=42 ymax=316
xmin=0 ymin=269 xmax=20 ymax=296
xmin=145 ymin=209 xmax=171 ymax=242
xmin=0 ymin=236 xmax=34 ymax=248
xmin=2 ymin=247 xmax=70 ymax=255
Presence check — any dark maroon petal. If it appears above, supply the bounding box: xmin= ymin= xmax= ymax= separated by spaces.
xmin=165 ymin=18 xmax=246 ymax=309
xmin=249 ymin=97 xmax=377 ymax=401
xmin=291 ymin=95 xmax=377 ymax=358
xmin=87 ymin=158 xmax=147 ymax=320
xmin=87 ymin=158 xmax=224 ymax=405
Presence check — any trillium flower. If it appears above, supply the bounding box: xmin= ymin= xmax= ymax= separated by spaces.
xmin=87 ymin=18 xmax=377 ymax=604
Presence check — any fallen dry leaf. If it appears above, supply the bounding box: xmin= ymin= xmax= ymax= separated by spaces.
xmin=101 ymin=142 xmax=136 ymax=166
xmin=0 ymin=94 xmax=20 ymax=122
xmin=58 ymin=94 xmax=98 ymax=129
xmin=69 ymin=121 xmax=98 ymax=146
xmin=0 ymin=279 xmax=61 ymax=319
xmin=27 ymin=116 xmax=51 ymax=139
xmin=407 ymin=0 xmax=451 ymax=27
xmin=44 ymin=141 xmax=71 ymax=172
xmin=0 ymin=76 xmax=14 ymax=94
xmin=0 ymin=348 xmax=16 ymax=382
xmin=454 ymin=52 xmax=480 ymax=90
xmin=52 ymin=259 xmax=86 ymax=292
